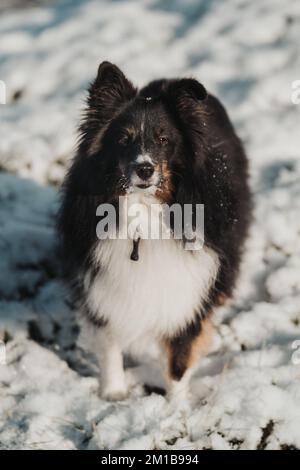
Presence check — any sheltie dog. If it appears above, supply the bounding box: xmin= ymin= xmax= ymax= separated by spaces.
xmin=58 ymin=61 xmax=251 ymax=401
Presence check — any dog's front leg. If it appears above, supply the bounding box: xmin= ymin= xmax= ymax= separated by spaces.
xmin=163 ymin=317 xmax=213 ymax=402
xmin=96 ymin=327 xmax=128 ymax=401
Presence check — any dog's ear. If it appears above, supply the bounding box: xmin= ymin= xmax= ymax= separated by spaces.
xmin=166 ymin=79 xmax=207 ymax=123
xmin=83 ymin=62 xmax=136 ymax=137
xmin=166 ymin=78 xmax=207 ymax=162
xmin=168 ymin=78 xmax=207 ymax=104
xmin=93 ymin=61 xmax=136 ymax=104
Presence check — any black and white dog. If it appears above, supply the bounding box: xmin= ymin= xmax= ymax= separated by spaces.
xmin=58 ymin=62 xmax=251 ymax=401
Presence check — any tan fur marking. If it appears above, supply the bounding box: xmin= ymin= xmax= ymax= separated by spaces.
xmin=155 ymin=160 xmax=173 ymax=203
xmin=162 ymin=318 xmax=214 ymax=381
xmin=161 ymin=340 xmax=173 ymax=380
xmin=216 ymin=292 xmax=228 ymax=306
xmin=187 ymin=318 xmax=214 ymax=368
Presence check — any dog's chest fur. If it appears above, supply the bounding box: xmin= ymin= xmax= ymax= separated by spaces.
xmin=84 ymin=194 xmax=219 ymax=349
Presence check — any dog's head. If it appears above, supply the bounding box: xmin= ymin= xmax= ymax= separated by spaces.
xmin=79 ymin=61 xmax=208 ymax=202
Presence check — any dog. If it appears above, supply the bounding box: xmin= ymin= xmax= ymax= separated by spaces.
xmin=58 ymin=61 xmax=251 ymax=401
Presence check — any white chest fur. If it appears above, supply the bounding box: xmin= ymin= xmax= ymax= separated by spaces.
xmin=84 ymin=194 xmax=219 ymax=350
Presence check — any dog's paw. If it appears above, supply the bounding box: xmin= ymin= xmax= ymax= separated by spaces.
xmin=166 ymin=379 xmax=191 ymax=411
xmin=102 ymin=389 xmax=128 ymax=402
xmin=101 ymin=384 xmax=129 ymax=402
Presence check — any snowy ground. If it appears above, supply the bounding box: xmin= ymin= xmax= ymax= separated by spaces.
xmin=1 ymin=0 xmax=300 ymax=450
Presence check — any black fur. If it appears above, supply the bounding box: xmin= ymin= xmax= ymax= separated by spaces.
xmin=58 ymin=61 xmax=251 ymax=344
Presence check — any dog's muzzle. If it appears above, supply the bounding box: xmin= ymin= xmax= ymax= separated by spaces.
xmin=131 ymin=162 xmax=159 ymax=189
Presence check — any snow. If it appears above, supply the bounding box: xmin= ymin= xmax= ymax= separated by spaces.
xmin=1 ymin=0 xmax=300 ymax=450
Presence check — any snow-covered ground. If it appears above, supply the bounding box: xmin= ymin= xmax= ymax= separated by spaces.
xmin=1 ymin=0 xmax=300 ymax=450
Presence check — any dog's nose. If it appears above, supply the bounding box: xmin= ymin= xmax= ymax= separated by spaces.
xmin=135 ymin=163 xmax=154 ymax=181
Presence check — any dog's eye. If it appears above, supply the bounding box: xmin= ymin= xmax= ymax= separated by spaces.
xmin=119 ymin=134 xmax=131 ymax=146
xmin=158 ymin=136 xmax=169 ymax=145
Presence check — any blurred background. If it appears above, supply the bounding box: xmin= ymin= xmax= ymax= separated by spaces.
xmin=0 ymin=0 xmax=300 ymax=451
